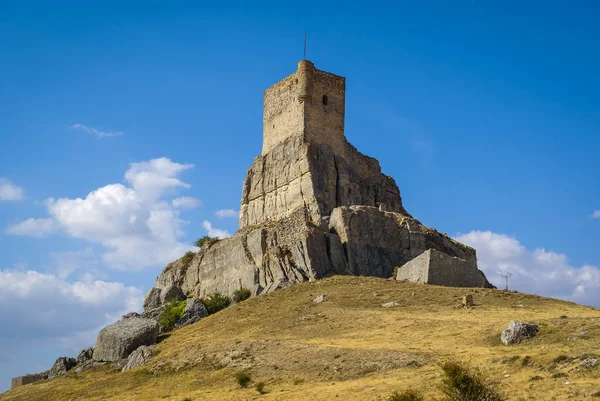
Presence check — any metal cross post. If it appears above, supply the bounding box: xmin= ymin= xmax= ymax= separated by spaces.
xmin=303 ymin=31 xmax=307 ymax=60
xmin=498 ymin=271 xmax=513 ymax=291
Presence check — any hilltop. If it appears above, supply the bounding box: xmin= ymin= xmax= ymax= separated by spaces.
xmin=2 ymin=276 xmax=599 ymax=401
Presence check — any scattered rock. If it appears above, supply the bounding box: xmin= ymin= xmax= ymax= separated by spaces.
xmin=159 ymin=285 xmax=186 ymax=305
xmin=313 ymin=295 xmax=325 ymax=303
xmin=93 ymin=317 xmax=160 ymax=362
xmin=47 ymin=357 xmax=77 ymax=380
xmin=501 ymin=321 xmax=539 ymax=345
xmin=10 ymin=373 xmax=45 ymax=389
xmin=122 ymin=345 xmax=155 ymax=372
xmin=76 ymin=347 xmax=94 ymax=365
xmin=75 ymin=360 xmax=106 ymax=374
xmin=381 ymin=301 xmax=400 ymax=308
xmin=584 ymin=358 xmax=598 ymax=368
xmin=175 ymin=297 xmax=208 ymax=328
xmin=463 ymin=294 xmax=474 ymax=308
xmin=143 ymin=287 xmax=162 ymax=311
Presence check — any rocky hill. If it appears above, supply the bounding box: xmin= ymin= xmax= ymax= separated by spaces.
xmin=2 ymin=276 xmax=599 ymax=400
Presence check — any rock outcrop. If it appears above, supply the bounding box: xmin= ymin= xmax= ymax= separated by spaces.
xmin=175 ymin=297 xmax=208 ymax=328
xmin=501 ymin=321 xmax=539 ymax=345
xmin=10 ymin=373 xmax=46 ymax=389
xmin=122 ymin=345 xmax=155 ymax=372
xmin=144 ymin=60 xmax=493 ymax=303
xmin=92 ymin=317 xmax=159 ymax=362
xmin=46 ymin=357 xmax=77 ymax=380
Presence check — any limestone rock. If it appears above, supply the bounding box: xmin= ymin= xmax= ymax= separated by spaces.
xmin=143 ymin=287 xmax=162 ymax=311
xmin=122 ymin=345 xmax=155 ymax=372
xmin=141 ymin=307 xmax=163 ymax=321
xmin=122 ymin=312 xmax=140 ymax=320
xmin=395 ymin=249 xmax=491 ymax=288
xmin=175 ymin=297 xmax=208 ymax=328
xmin=76 ymin=347 xmax=94 ymax=365
xmin=75 ymin=360 xmax=106 ymax=374
xmin=159 ymin=285 xmax=186 ymax=305
xmin=313 ymin=294 xmax=325 ymax=303
xmin=463 ymin=295 xmax=474 ymax=308
xmin=47 ymin=357 xmax=77 ymax=380
xmin=93 ymin=317 xmax=159 ymax=362
xmin=10 ymin=373 xmax=46 ymax=389
xmin=501 ymin=321 xmax=539 ymax=345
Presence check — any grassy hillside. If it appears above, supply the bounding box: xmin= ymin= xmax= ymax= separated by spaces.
xmin=2 ymin=276 xmax=600 ymax=400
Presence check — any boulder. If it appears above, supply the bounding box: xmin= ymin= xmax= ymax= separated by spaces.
xmin=501 ymin=321 xmax=539 ymax=345
xmin=75 ymin=360 xmax=106 ymax=374
xmin=143 ymin=287 xmax=162 ymax=311
xmin=463 ymin=295 xmax=474 ymax=308
xmin=10 ymin=373 xmax=45 ymax=389
xmin=122 ymin=345 xmax=155 ymax=372
xmin=47 ymin=357 xmax=77 ymax=380
xmin=175 ymin=297 xmax=208 ymax=328
xmin=159 ymin=285 xmax=186 ymax=305
xmin=93 ymin=317 xmax=159 ymax=362
xmin=122 ymin=312 xmax=140 ymax=320
xmin=76 ymin=347 xmax=94 ymax=365
xmin=141 ymin=307 xmax=163 ymax=321
xmin=313 ymin=295 xmax=325 ymax=303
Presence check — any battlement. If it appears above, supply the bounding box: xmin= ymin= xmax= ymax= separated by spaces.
xmin=262 ymin=61 xmax=346 ymax=155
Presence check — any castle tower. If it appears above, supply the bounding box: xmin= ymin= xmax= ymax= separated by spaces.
xmin=262 ymin=60 xmax=346 ymax=155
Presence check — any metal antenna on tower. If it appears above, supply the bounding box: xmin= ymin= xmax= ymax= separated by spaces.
xmin=303 ymin=31 xmax=307 ymax=60
xmin=498 ymin=271 xmax=514 ymax=291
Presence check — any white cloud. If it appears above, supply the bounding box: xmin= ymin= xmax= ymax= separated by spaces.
xmin=456 ymin=230 xmax=600 ymax=307
xmin=11 ymin=158 xmax=196 ymax=270
xmin=71 ymin=123 xmax=123 ymax=139
xmin=0 ymin=178 xmax=24 ymax=201
xmin=172 ymin=196 xmax=203 ymax=210
xmin=0 ymin=269 xmax=142 ymax=347
xmin=215 ymin=208 xmax=238 ymax=218
xmin=592 ymin=210 xmax=600 ymax=219
xmin=202 ymin=220 xmax=231 ymax=239
xmin=5 ymin=218 xmax=58 ymax=237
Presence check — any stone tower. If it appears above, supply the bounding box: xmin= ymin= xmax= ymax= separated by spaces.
xmin=146 ymin=61 xmax=493 ymax=303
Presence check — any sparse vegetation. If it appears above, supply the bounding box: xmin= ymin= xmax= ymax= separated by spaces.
xmin=439 ymin=360 xmax=505 ymax=401
xmin=387 ymin=389 xmax=424 ymax=401
xmin=392 ymin=266 xmax=399 ymax=278
xmin=233 ymin=287 xmax=252 ymax=303
xmin=181 ymin=251 xmax=196 ymax=266
xmin=235 ymin=372 xmax=252 ymax=388
xmin=158 ymin=298 xmax=186 ymax=332
xmin=255 ymin=381 xmax=267 ymax=394
xmin=195 ymin=236 xmax=219 ymax=249
xmin=201 ymin=292 xmax=231 ymax=314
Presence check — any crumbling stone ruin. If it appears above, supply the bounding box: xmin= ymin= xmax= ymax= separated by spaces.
xmin=148 ymin=59 xmax=493 ymax=302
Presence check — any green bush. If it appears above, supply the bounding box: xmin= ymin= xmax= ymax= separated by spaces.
xmin=158 ymin=298 xmax=186 ymax=332
xmin=180 ymin=251 xmax=196 ymax=266
xmin=392 ymin=266 xmax=400 ymax=278
xmin=235 ymin=371 xmax=252 ymax=388
xmin=255 ymin=381 xmax=267 ymax=394
xmin=388 ymin=389 xmax=424 ymax=401
xmin=201 ymin=292 xmax=231 ymax=314
xmin=194 ymin=236 xmax=219 ymax=249
xmin=233 ymin=288 xmax=252 ymax=303
xmin=439 ymin=360 xmax=505 ymax=401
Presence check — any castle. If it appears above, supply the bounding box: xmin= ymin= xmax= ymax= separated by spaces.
xmin=146 ymin=60 xmax=492 ymax=306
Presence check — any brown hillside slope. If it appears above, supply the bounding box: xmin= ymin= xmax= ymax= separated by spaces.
xmin=2 ymin=276 xmax=600 ymax=400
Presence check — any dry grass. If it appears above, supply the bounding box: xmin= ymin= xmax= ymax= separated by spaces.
xmin=2 ymin=276 xmax=600 ymax=400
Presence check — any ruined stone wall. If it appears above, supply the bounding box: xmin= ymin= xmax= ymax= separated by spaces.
xmin=262 ymin=72 xmax=306 ymax=155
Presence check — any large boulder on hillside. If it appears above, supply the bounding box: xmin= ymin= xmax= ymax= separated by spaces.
xmin=122 ymin=345 xmax=155 ymax=372
xmin=159 ymin=285 xmax=186 ymax=305
xmin=143 ymin=287 xmax=162 ymax=311
xmin=175 ymin=297 xmax=208 ymax=328
xmin=76 ymin=347 xmax=94 ymax=365
xmin=93 ymin=317 xmax=159 ymax=362
xmin=501 ymin=321 xmax=539 ymax=345
xmin=10 ymin=373 xmax=46 ymax=389
xmin=47 ymin=357 xmax=77 ymax=380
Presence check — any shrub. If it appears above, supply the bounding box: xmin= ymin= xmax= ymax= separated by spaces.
xmin=235 ymin=371 xmax=252 ymax=388
xmin=158 ymin=298 xmax=186 ymax=332
xmin=195 ymin=236 xmax=219 ymax=249
xmin=233 ymin=288 xmax=252 ymax=303
xmin=439 ymin=360 xmax=505 ymax=401
xmin=201 ymin=292 xmax=231 ymax=314
xmin=392 ymin=266 xmax=400 ymax=278
xmin=255 ymin=381 xmax=267 ymax=394
xmin=388 ymin=389 xmax=425 ymax=401
xmin=181 ymin=251 xmax=196 ymax=266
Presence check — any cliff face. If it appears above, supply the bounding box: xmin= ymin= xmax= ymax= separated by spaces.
xmin=147 ymin=61 xmax=493 ymax=304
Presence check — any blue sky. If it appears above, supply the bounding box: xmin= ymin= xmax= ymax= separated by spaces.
xmin=1 ymin=0 xmax=599 ymax=392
